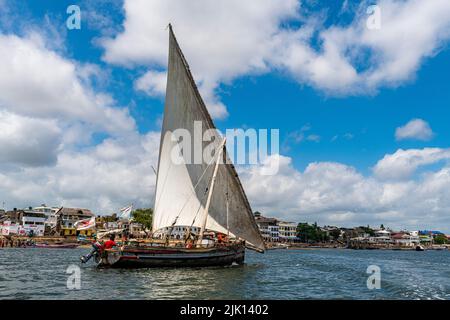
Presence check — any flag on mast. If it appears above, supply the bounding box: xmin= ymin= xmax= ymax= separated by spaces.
xmin=74 ymin=216 xmax=96 ymax=230
xmin=120 ymin=204 xmax=133 ymax=220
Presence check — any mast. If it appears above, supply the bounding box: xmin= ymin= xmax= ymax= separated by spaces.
xmin=197 ymin=138 xmax=227 ymax=245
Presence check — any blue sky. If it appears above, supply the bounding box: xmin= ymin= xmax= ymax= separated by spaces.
xmin=1 ymin=0 xmax=450 ymax=231
xmin=15 ymin=0 xmax=450 ymax=171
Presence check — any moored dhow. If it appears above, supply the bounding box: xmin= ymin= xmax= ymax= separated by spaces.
xmin=91 ymin=25 xmax=265 ymax=268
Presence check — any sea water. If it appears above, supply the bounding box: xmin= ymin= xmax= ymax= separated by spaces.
xmin=0 ymin=248 xmax=449 ymax=299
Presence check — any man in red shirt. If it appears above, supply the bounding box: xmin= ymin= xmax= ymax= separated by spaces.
xmin=103 ymin=234 xmax=117 ymax=250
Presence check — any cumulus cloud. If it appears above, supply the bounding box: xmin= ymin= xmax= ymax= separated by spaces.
xmin=100 ymin=0 xmax=450 ymax=114
xmin=0 ymin=33 xmax=135 ymax=134
xmin=0 ymin=30 xmax=153 ymax=213
xmin=271 ymin=0 xmax=450 ymax=94
xmin=395 ymin=118 xmax=434 ymax=141
xmin=135 ymin=70 xmax=167 ymax=97
xmin=100 ymin=0 xmax=299 ymax=118
xmin=0 ymin=132 xmax=160 ymax=214
xmin=240 ymin=151 xmax=450 ymax=231
xmin=0 ymin=111 xmax=61 ymax=167
xmin=373 ymin=148 xmax=450 ymax=180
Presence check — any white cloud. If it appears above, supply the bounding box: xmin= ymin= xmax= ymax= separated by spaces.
xmin=0 ymin=31 xmax=155 ymax=213
xmin=373 ymin=148 xmax=450 ymax=180
xmin=100 ymin=0 xmax=450 ymax=109
xmin=240 ymin=149 xmax=450 ymax=231
xmin=135 ymin=70 xmax=167 ymax=97
xmin=0 ymin=132 xmax=160 ymax=214
xmin=0 ymin=33 xmax=135 ymax=134
xmin=395 ymin=118 xmax=434 ymax=141
xmin=0 ymin=110 xmax=61 ymax=167
xmin=100 ymin=0 xmax=299 ymax=118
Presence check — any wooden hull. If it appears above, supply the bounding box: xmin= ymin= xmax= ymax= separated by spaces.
xmin=95 ymin=243 xmax=245 ymax=268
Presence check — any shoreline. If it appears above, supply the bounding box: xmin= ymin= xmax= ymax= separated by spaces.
xmin=1 ymin=236 xmax=448 ymax=251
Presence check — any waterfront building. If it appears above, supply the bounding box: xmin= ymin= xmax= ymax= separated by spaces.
xmin=57 ymin=208 xmax=95 ymax=237
xmin=368 ymin=236 xmax=392 ymax=244
xmin=22 ymin=210 xmax=46 ymax=236
xmin=153 ymin=226 xmax=200 ymax=240
xmin=33 ymin=205 xmax=60 ymax=230
xmin=391 ymin=232 xmax=420 ymax=246
xmin=130 ymin=222 xmax=146 ymax=238
xmin=254 ymin=214 xmax=279 ymax=242
xmin=419 ymin=235 xmax=433 ymax=244
xmin=104 ymin=221 xmax=119 ymax=230
xmin=1 ymin=221 xmax=20 ymax=236
xmin=374 ymin=229 xmax=391 ymax=237
xmin=268 ymin=225 xmax=280 ymax=242
xmin=1 ymin=209 xmax=46 ymax=236
xmin=278 ymin=221 xmax=298 ymax=242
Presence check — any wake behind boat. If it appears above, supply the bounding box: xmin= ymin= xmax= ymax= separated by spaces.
xmin=85 ymin=25 xmax=265 ymax=268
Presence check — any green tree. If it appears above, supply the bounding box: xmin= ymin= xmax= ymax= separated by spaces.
xmin=297 ymin=223 xmax=329 ymax=243
xmin=132 ymin=208 xmax=153 ymax=231
xmin=359 ymin=226 xmax=375 ymax=236
xmin=434 ymin=234 xmax=448 ymax=245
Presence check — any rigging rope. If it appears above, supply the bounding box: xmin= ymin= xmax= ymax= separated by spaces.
xmin=168 ymin=144 xmax=221 ymax=228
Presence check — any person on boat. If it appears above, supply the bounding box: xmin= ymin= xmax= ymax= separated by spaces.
xmin=217 ymin=233 xmax=229 ymax=244
xmin=104 ymin=234 xmax=117 ymax=250
xmin=80 ymin=235 xmax=102 ymax=264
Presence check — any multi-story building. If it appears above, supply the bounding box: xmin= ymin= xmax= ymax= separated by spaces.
xmin=268 ymin=225 xmax=280 ymax=242
xmin=152 ymin=226 xmax=200 ymax=240
xmin=33 ymin=205 xmax=60 ymax=230
xmin=278 ymin=221 xmax=298 ymax=242
xmin=21 ymin=210 xmax=46 ymax=236
xmin=1 ymin=208 xmax=46 ymax=236
xmin=391 ymin=232 xmax=420 ymax=246
xmin=254 ymin=213 xmax=279 ymax=242
xmin=57 ymin=208 xmax=95 ymax=237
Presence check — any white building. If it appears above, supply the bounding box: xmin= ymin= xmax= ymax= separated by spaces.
xmin=33 ymin=205 xmax=60 ymax=229
xmin=278 ymin=221 xmax=298 ymax=242
xmin=254 ymin=214 xmax=278 ymax=242
xmin=392 ymin=233 xmax=420 ymax=246
xmin=268 ymin=225 xmax=280 ymax=242
xmin=1 ymin=210 xmax=46 ymax=236
xmin=374 ymin=229 xmax=391 ymax=237
xmin=153 ymin=226 xmax=201 ymax=240
xmin=21 ymin=210 xmax=46 ymax=236
xmin=1 ymin=221 xmax=19 ymax=236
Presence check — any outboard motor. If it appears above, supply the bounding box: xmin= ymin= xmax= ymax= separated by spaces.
xmin=80 ymin=241 xmax=102 ymax=263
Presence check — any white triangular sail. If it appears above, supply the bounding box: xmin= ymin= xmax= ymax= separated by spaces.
xmin=152 ymin=25 xmax=265 ymax=252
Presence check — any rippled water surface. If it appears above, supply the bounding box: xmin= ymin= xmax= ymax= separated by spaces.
xmin=1 ymin=248 xmax=449 ymax=299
